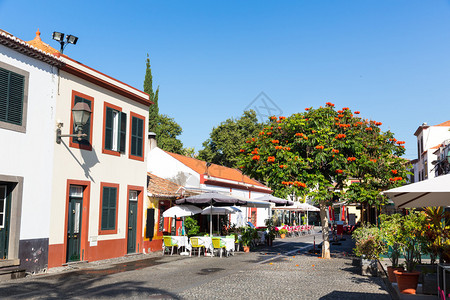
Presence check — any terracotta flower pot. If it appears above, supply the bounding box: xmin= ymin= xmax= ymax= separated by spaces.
xmin=243 ymin=245 xmax=250 ymax=252
xmin=394 ymin=270 xmax=420 ymax=294
xmin=387 ymin=266 xmax=404 ymax=283
xmin=280 ymin=234 xmax=286 ymax=239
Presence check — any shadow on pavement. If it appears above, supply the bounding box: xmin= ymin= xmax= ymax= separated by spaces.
xmin=0 ymin=256 xmax=184 ymax=299
xmin=319 ymin=290 xmax=390 ymax=299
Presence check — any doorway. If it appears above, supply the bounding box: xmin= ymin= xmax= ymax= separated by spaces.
xmin=0 ymin=184 xmax=11 ymax=259
xmin=127 ymin=190 xmax=138 ymax=254
xmin=67 ymin=185 xmax=83 ymax=262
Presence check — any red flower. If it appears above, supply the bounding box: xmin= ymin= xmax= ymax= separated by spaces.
xmin=365 ymin=127 xmax=373 ymax=131
xmin=354 ymin=111 xmax=360 ymax=114
xmin=240 ymin=149 xmax=245 ymax=153
xmin=271 ymin=140 xmax=280 ymax=144
xmin=335 ymin=134 xmax=346 ymax=139
xmin=347 ymin=157 xmax=356 ymax=162
xmin=267 ymin=156 xmax=275 ymax=162
xmin=259 ymin=131 xmax=265 ymax=135
xmin=315 ymin=145 xmax=324 ymax=150
xmin=266 ymin=132 xmax=272 ymax=135
xmin=325 ymin=102 xmax=335 ymax=107
xmin=336 ymin=169 xmax=343 ymax=174
xmin=252 ymin=155 xmax=260 ymax=160
xmin=270 ymin=116 xmax=277 ymax=120
xmin=305 ymin=108 xmax=310 ymax=111
xmin=391 ymin=169 xmax=398 ymax=174
xmin=332 ymin=149 xmax=339 ymax=153
xmin=251 ymin=148 xmax=258 ymax=154
xmin=338 ymin=114 xmax=344 ymax=118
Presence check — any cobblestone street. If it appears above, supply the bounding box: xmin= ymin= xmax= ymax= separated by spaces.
xmin=0 ymin=232 xmax=391 ymax=299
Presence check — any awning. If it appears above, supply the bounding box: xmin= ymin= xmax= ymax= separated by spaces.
xmin=254 ymin=194 xmax=294 ymax=206
xmin=383 ymin=173 xmax=450 ymax=208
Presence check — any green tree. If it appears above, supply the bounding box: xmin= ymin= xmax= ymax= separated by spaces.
xmin=198 ymin=110 xmax=262 ymax=168
xmin=238 ymin=103 xmax=407 ymax=258
xmin=144 ymin=54 xmax=159 ymax=132
xmin=156 ymin=114 xmax=183 ymax=154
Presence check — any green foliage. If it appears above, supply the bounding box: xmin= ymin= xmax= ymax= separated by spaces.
xmin=278 ymin=228 xmax=288 ymax=235
xmin=420 ymin=207 xmax=450 ymax=264
xmin=155 ymin=114 xmax=184 ymax=154
xmin=352 ymin=223 xmax=386 ymax=259
xmin=182 ymin=147 xmax=197 ymax=158
xmin=379 ymin=213 xmax=403 ymax=267
xmin=241 ymin=227 xmax=255 ymax=246
xmin=144 ymin=54 xmax=160 ymax=133
xmin=265 ymin=218 xmax=276 ymax=240
xmin=395 ymin=210 xmax=427 ymax=272
xmin=184 ymin=217 xmax=200 ymax=237
xmin=238 ymin=103 xmax=408 ymax=206
xmin=198 ymin=110 xmax=262 ymax=168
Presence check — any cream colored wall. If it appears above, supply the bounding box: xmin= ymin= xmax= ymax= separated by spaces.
xmin=50 ymin=70 xmax=148 ymax=246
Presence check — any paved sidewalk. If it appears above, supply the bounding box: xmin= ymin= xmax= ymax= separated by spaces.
xmin=0 ymin=233 xmax=392 ymax=299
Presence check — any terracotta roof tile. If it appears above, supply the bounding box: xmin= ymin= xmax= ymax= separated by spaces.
xmin=430 ymin=144 xmax=442 ymax=150
xmin=25 ymin=29 xmax=59 ymax=55
xmin=147 ymin=173 xmax=184 ymax=198
xmin=164 ymin=151 xmax=268 ymax=188
xmin=435 ymin=120 xmax=450 ymax=127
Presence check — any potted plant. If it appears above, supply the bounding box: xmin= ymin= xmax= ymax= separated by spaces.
xmin=241 ymin=228 xmax=254 ymax=252
xmin=278 ymin=228 xmax=288 ymax=239
xmin=352 ymin=223 xmax=386 ymax=276
xmin=379 ymin=213 xmax=404 ymax=282
xmin=265 ymin=219 xmax=276 ymax=246
xmin=184 ymin=217 xmax=200 ymax=237
xmin=393 ymin=210 xmax=426 ymax=295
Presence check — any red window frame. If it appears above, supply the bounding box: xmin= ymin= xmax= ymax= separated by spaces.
xmin=69 ymin=90 xmax=94 ymax=151
xmin=98 ymin=182 xmax=120 ymax=235
xmin=102 ymin=101 xmax=122 ymax=157
xmin=128 ymin=112 xmax=145 ymax=162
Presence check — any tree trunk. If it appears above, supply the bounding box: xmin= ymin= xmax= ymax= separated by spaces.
xmin=320 ymin=203 xmax=331 ymax=259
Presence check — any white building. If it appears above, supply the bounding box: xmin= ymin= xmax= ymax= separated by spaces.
xmin=0 ymin=29 xmax=61 ymax=273
xmin=413 ymin=121 xmax=450 ymax=182
xmin=147 ymin=143 xmax=273 ymax=229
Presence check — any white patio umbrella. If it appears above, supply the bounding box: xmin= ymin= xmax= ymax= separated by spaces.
xmin=201 ymin=206 xmax=241 ymax=234
xmin=383 ymin=173 xmax=450 ymax=208
xmin=162 ymin=205 xmax=202 ymax=218
xmin=162 ymin=205 xmax=202 ymax=238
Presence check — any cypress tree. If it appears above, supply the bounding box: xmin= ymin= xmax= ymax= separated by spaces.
xmin=144 ymin=54 xmax=159 ymax=132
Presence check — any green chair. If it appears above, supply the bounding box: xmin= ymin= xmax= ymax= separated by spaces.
xmin=212 ymin=237 xmax=227 ymax=258
xmin=163 ymin=236 xmax=178 ymax=256
xmin=190 ymin=237 xmax=205 ymax=257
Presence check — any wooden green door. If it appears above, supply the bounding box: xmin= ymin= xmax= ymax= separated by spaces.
xmin=127 ymin=191 xmax=138 ymax=254
xmin=0 ymin=185 xmax=11 ymax=259
xmin=67 ymin=186 xmax=83 ymax=262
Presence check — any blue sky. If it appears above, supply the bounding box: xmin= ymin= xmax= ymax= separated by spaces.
xmin=2 ymin=0 xmax=450 ymax=160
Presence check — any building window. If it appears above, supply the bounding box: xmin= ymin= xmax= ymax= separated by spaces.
xmin=0 ymin=62 xmax=28 ymax=133
xmin=70 ymin=91 xmax=94 ymax=151
xmin=129 ymin=112 xmax=145 ymax=161
xmin=103 ymin=102 xmax=126 ymax=156
xmin=0 ymin=185 xmax=6 ymax=228
xmin=99 ymin=183 xmax=119 ymax=234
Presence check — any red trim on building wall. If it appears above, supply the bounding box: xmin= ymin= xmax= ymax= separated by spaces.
xmin=48 ymin=244 xmax=65 ymax=268
xmin=128 ymin=112 xmax=146 ymax=162
xmin=69 ymin=90 xmax=94 ymax=151
xmin=98 ymin=182 xmax=120 ymax=235
xmin=102 ymin=101 xmax=122 ymax=157
xmin=61 ymin=62 xmax=151 ymax=107
xmin=127 ymin=185 xmax=144 ymax=253
xmin=143 ymin=239 xmax=163 ymax=253
xmin=86 ymin=238 xmax=126 ymax=262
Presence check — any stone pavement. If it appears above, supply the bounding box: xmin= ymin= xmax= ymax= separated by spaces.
xmin=0 ymin=233 xmax=393 ymax=299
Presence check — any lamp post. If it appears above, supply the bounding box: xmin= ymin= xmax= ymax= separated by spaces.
xmin=52 ymin=31 xmax=78 ymax=53
xmin=56 ymin=102 xmax=91 ymax=144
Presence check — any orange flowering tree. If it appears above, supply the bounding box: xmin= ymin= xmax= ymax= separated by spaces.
xmin=238 ymin=103 xmax=408 ymax=258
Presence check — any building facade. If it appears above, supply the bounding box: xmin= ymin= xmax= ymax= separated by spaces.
xmin=0 ymin=29 xmax=61 ymax=273
xmin=413 ymin=121 xmax=450 ymax=182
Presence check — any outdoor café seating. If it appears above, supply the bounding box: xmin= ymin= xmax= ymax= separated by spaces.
xmin=190 ymin=237 xmax=205 ymax=257
xmin=162 ymin=236 xmax=178 ymax=255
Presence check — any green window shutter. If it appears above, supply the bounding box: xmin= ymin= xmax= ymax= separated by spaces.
xmin=0 ymin=67 xmax=24 ymax=126
xmin=131 ymin=116 xmax=143 ymax=157
xmin=105 ymin=107 xmax=113 ymax=150
xmin=73 ymin=96 xmax=91 ymax=146
xmin=119 ymin=112 xmax=127 ymax=153
xmin=101 ymin=187 xmax=110 ymax=230
xmin=101 ymin=186 xmax=117 ymax=231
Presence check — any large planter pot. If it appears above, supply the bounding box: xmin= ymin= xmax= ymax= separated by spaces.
xmin=394 ymin=270 xmax=420 ymax=294
xmin=243 ymin=245 xmax=250 ymax=252
xmin=280 ymin=234 xmax=286 ymax=239
xmin=387 ymin=266 xmax=404 ymax=283
xmin=361 ymin=258 xmax=378 ymax=277
xmin=422 ymin=272 xmax=437 ymax=295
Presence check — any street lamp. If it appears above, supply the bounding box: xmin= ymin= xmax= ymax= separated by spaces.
xmin=52 ymin=31 xmax=78 ymax=53
xmin=56 ymin=102 xmax=91 ymax=144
